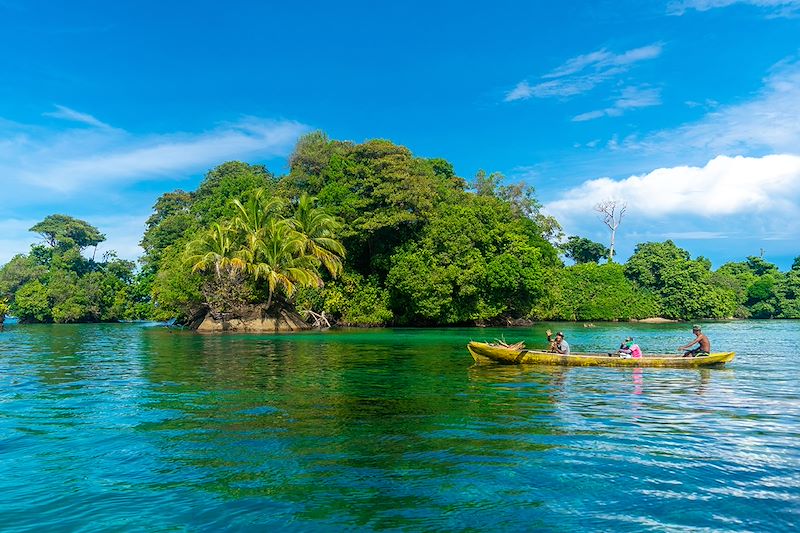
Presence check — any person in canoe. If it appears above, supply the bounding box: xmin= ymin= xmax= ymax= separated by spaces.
xmin=618 ymin=337 xmax=642 ymax=358
xmin=679 ymin=325 xmax=710 ymax=357
xmin=545 ymin=330 xmax=570 ymax=355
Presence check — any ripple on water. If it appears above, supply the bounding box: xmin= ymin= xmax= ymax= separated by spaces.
xmin=1 ymin=321 xmax=799 ymax=531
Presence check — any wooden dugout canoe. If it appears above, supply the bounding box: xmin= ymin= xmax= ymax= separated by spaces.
xmin=467 ymin=341 xmax=735 ymax=368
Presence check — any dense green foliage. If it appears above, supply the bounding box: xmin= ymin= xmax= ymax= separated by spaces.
xmin=1 ymin=132 xmax=797 ymax=325
xmin=30 ymin=214 xmax=106 ymax=251
xmin=183 ymin=190 xmax=344 ymax=317
xmin=295 ymin=272 xmax=392 ymax=326
xmin=534 ymin=263 xmax=660 ymax=321
xmin=562 ymin=236 xmax=610 ymax=264
xmin=0 ymin=217 xmax=146 ymax=323
xmin=386 ymin=196 xmax=550 ymax=324
xmin=0 ymin=297 xmax=9 ymax=321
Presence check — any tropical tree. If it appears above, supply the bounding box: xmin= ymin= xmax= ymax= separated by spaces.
xmin=192 ymin=161 xmax=277 ymax=226
xmin=30 ymin=214 xmax=106 ymax=251
xmin=287 ymin=193 xmax=345 ymax=277
xmin=186 ymin=222 xmax=245 ymax=279
xmin=237 ymin=217 xmax=320 ymax=311
xmin=625 ymin=240 xmax=738 ymax=319
xmin=184 ymin=222 xmax=250 ymax=314
xmin=231 ymin=188 xmax=285 ymax=237
xmin=777 ymin=265 xmax=800 ymax=318
xmin=140 ymin=190 xmax=195 ymax=268
xmin=472 ymin=169 xmax=563 ymax=242
xmin=184 ymin=190 xmax=346 ymax=316
xmin=562 ymin=236 xmax=610 ymax=264
xmin=386 ymin=195 xmax=548 ymax=324
xmin=542 ymin=263 xmax=660 ymax=321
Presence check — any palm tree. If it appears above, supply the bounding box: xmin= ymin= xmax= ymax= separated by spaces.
xmin=231 ymin=188 xmax=285 ymax=237
xmin=288 ymin=193 xmax=345 ymax=277
xmin=238 ymin=218 xmax=321 ymax=310
xmin=185 ymin=222 xmax=244 ymax=278
xmin=187 ymin=191 xmax=347 ymax=315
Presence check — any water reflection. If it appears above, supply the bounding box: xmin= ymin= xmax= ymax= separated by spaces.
xmin=0 ymin=323 xmax=798 ymax=531
xmin=136 ymin=328 xmax=565 ymax=525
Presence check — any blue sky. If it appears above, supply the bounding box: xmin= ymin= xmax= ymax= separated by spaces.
xmin=1 ymin=0 xmax=799 ymax=268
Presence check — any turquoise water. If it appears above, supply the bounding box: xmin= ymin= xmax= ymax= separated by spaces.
xmin=1 ymin=321 xmax=799 ymax=531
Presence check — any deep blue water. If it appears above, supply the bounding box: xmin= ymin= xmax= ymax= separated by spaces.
xmin=1 ymin=321 xmax=799 ymax=531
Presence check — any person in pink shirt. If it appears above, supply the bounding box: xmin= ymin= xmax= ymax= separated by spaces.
xmin=619 ymin=337 xmax=642 ymax=358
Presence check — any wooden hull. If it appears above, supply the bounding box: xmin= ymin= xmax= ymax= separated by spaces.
xmin=468 ymin=342 xmax=735 ymax=368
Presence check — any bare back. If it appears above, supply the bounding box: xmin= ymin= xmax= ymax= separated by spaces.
xmin=697 ymin=333 xmax=710 ymax=352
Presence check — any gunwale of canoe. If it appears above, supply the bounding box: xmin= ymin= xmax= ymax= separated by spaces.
xmin=467 ymin=341 xmax=735 ymax=367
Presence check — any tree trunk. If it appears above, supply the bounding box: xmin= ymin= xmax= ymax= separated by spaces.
xmin=609 ymin=228 xmax=616 ymax=263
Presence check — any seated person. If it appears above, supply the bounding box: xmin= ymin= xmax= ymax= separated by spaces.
xmin=618 ymin=337 xmax=642 ymax=358
xmin=679 ymin=325 xmax=710 ymax=357
xmin=545 ymin=329 xmax=570 ymax=355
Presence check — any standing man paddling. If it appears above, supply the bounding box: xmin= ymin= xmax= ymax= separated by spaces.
xmin=546 ymin=329 xmax=570 ymax=355
xmin=679 ymin=325 xmax=710 ymax=357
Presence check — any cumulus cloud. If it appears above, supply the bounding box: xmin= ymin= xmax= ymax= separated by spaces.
xmin=545 ymin=154 xmax=800 ymax=240
xmin=504 ymin=43 xmax=662 ymax=102
xmin=668 ymin=0 xmax=800 ymax=16
xmin=548 ymin=154 xmax=800 ymax=218
xmin=532 ymin=56 xmax=800 ymax=265
xmin=573 ymin=85 xmax=662 ymax=121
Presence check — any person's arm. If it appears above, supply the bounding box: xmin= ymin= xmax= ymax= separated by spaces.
xmin=678 ymin=336 xmax=700 ymax=350
xmin=545 ymin=330 xmax=556 ymax=351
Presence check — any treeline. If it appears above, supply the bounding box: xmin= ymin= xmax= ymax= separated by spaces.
xmin=0 ymin=215 xmax=149 ymax=323
xmin=1 ymin=132 xmax=798 ymax=324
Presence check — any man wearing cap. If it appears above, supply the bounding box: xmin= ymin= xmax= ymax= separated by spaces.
xmin=679 ymin=325 xmax=710 ymax=357
xmin=545 ymin=329 xmax=570 ymax=355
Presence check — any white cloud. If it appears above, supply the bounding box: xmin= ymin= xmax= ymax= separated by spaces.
xmin=623 ymin=58 xmax=800 ymax=157
xmin=0 ymin=218 xmax=38 ymax=265
xmin=0 ymin=109 xmax=311 ymax=263
xmin=504 ymin=81 xmax=534 ymax=102
xmin=685 ymin=98 xmax=719 ymax=109
xmin=43 ymin=104 xmax=112 ymax=129
xmin=544 ymin=45 xmax=663 ymax=79
xmin=668 ymin=0 xmax=800 ymax=16
xmin=530 ymin=57 xmax=800 ymax=266
xmin=573 ymin=110 xmax=608 ymax=122
xmin=504 ymin=43 xmax=663 ymax=102
xmin=545 ymin=154 xmax=800 ymax=240
xmin=509 ymin=165 xmax=540 ymax=181
xmin=573 ymin=86 xmax=662 ymax=121
xmin=1 ymin=115 xmax=308 ymax=194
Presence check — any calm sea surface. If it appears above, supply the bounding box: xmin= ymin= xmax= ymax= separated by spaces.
xmin=1 ymin=321 xmax=799 ymax=532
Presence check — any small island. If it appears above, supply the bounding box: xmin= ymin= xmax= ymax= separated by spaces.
xmin=1 ymin=132 xmax=798 ymax=330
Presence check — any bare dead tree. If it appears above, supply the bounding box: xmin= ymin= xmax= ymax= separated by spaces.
xmin=594 ymin=199 xmax=626 ymax=262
